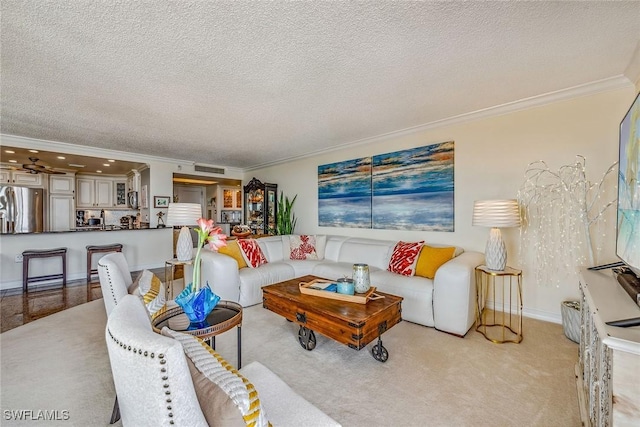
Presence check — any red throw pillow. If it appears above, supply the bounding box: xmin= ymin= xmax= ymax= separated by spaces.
xmin=289 ymin=235 xmax=319 ymax=260
xmin=237 ymin=239 xmax=268 ymax=268
xmin=388 ymin=241 xmax=425 ymax=276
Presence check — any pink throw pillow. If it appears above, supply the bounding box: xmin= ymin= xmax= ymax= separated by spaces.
xmin=237 ymin=239 xmax=268 ymax=268
xmin=388 ymin=241 xmax=425 ymax=276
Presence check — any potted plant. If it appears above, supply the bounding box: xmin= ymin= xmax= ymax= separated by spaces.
xmin=276 ymin=192 xmax=297 ymax=235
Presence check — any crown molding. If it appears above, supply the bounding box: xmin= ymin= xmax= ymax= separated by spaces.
xmin=246 ymin=75 xmax=634 ymax=171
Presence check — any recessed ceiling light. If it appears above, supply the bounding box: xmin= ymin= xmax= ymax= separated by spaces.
xmin=28 ymin=150 xmax=39 ymax=153
xmin=103 ymin=163 xmax=110 ymax=167
xmin=96 ymin=170 xmax=102 ymax=173
xmin=4 ymin=150 xmax=15 ymax=154
xmin=57 ymin=156 xmax=66 ymax=159
xmin=8 ymin=160 xmax=17 ymax=163
xmin=107 ymin=159 xmax=115 ymax=163
xmin=68 ymin=163 xmax=85 ymax=168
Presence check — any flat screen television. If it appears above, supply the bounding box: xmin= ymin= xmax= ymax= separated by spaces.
xmin=616 ymin=91 xmax=640 ymax=279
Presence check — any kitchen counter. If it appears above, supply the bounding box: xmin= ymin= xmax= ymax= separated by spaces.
xmin=1 ymin=225 xmax=162 ymax=234
xmin=0 ymin=227 xmax=173 ymax=290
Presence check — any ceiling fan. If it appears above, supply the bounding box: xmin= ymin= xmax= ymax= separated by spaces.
xmin=19 ymin=157 xmax=65 ymax=175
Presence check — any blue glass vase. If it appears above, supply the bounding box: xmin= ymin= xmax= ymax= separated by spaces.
xmin=175 ymin=283 xmax=220 ymax=330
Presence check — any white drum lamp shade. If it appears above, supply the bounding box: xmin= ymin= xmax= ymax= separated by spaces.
xmin=472 ymin=199 xmax=521 ymax=271
xmin=166 ymin=203 xmax=202 ymax=261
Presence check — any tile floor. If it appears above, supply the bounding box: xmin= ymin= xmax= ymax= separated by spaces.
xmin=0 ymin=267 xmax=169 ymax=333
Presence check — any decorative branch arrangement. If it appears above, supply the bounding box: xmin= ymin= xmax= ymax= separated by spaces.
xmin=517 ymin=156 xmax=617 ymax=287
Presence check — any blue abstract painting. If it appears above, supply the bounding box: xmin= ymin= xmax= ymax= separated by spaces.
xmin=318 ymin=157 xmax=372 ymax=228
xmin=372 ymin=141 xmax=454 ymax=231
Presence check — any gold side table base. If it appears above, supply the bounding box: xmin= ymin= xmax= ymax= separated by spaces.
xmin=475 ymin=265 xmax=523 ymax=344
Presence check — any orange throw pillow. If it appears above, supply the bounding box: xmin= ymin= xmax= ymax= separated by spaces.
xmin=415 ymin=245 xmax=456 ymax=279
xmin=218 ymin=240 xmax=248 ymax=269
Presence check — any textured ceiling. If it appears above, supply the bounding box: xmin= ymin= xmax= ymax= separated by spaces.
xmin=1 ymin=1 xmax=639 ymax=170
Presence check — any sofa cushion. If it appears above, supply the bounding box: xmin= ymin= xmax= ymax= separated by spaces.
xmin=218 ymin=240 xmax=248 ymax=269
xmin=337 ymin=238 xmax=395 ymax=269
xmin=388 ymin=241 xmax=424 ymax=276
xmin=312 ymin=261 xmax=381 ymax=282
xmin=283 ymin=259 xmax=323 ymax=277
xmin=415 ymin=245 xmax=456 ymax=279
xmin=372 ymin=270 xmax=435 ymax=327
xmin=237 ymin=239 xmax=268 ymax=268
xmin=162 ymin=328 xmax=270 ymax=427
xmin=239 ymin=262 xmax=295 ymax=306
xmin=257 ymin=236 xmax=286 ymax=263
xmin=136 ymin=269 xmax=166 ymax=319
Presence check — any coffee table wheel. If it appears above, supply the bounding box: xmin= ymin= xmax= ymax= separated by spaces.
xmin=371 ymin=342 xmax=388 ymax=362
xmin=298 ymin=326 xmax=316 ymax=351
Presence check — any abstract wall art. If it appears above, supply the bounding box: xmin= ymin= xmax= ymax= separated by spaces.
xmin=318 ymin=157 xmax=372 ymax=228
xmin=318 ymin=141 xmax=455 ymax=231
xmin=372 ymin=141 xmax=454 ymax=231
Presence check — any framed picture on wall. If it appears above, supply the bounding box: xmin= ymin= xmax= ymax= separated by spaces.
xmin=154 ymin=196 xmax=170 ymax=208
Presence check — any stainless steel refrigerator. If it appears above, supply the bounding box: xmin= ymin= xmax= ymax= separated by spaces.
xmin=0 ymin=186 xmax=45 ymax=233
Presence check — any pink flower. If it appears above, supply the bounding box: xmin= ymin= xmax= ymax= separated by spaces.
xmin=206 ymin=226 xmax=227 ymax=251
xmin=191 ymin=219 xmax=227 ymax=291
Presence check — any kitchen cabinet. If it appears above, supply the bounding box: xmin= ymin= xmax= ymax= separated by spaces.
xmin=113 ymin=180 xmax=128 ymax=207
xmin=49 ymin=175 xmax=75 ymax=194
xmin=243 ymin=177 xmax=277 ymax=235
xmin=222 ymin=188 xmax=242 ymax=209
xmin=49 ymin=174 xmax=75 ymax=231
xmin=76 ymin=177 xmax=113 ymax=208
xmin=49 ymin=194 xmax=75 ymax=231
xmin=127 ymin=170 xmax=140 ymax=192
xmin=1 ymin=169 xmax=44 ymax=187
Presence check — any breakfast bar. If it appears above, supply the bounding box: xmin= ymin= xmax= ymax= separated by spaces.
xmin=0 ymin=227 xmax=172 ymax=291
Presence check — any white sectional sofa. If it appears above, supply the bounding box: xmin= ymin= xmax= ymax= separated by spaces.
xmin=196 ymin=235 xmax=484 ymax=337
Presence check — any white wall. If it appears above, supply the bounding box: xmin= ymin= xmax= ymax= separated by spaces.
xmin=248 ymin=86 xmax=638 ymax=322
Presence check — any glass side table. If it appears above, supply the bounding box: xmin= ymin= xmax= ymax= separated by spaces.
xmin=152 ymin=301 xmax=242 ymax=368
xmin=475 ymin=265 xmax=523 ymax=343
xmin=164 ymin=258 xmax=195 ymax=300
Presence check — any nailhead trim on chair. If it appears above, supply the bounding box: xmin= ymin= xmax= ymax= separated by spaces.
xmin=107 ymin=328 xmax=175 ymax=424
xmin=98 ymin=260 xmax=119 ymax=309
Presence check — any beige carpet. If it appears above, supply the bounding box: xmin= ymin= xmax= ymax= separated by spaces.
xmin=0 ymin=299 xmax=580 ymax=426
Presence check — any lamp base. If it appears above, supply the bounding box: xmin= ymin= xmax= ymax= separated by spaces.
xmin=485 ymin=228 xmax=507 ymax=271
xmin=176 ymin=226 xmax=193 ymax=261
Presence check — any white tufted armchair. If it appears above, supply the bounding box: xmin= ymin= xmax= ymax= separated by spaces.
xmin=106 ymin=295 xmax=341 ymax=426
xmin=97 ymin=252 xmax=134 ymax=315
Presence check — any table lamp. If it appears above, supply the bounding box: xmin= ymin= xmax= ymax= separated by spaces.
xmin=472 ymin=199 xmax=521 ymax=271
xmin=166 ymin=203 xmax=202 ymax=261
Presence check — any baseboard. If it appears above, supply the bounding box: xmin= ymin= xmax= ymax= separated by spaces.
xmin=484 ymin=298 xmax=563 ymax=324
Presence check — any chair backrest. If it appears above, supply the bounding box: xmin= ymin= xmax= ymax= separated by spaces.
xmin=106 ymin=295 xmax=207 ymax=426
xmin=98 ymin=252 xmax=133 ymax=315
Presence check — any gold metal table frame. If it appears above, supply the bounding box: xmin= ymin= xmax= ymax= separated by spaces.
xmin=475 ymin=265 xmax=523 ymax=344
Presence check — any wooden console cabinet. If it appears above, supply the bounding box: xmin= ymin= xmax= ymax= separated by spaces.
xmin=577 ymin=268 xmax=640 ymax=426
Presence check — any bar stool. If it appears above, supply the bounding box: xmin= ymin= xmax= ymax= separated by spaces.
xmin=22 ymin=248 xmax=67 ymax=292
xmin=86 ymin=244 xmax=123 ymax=284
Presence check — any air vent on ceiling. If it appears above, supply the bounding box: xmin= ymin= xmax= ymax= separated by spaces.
xmin=194 ymin=164 xmax=225 ymax=174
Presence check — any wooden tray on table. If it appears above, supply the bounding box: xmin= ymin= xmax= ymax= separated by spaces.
xmin=299 ymin=278 xmax=384 ymax=304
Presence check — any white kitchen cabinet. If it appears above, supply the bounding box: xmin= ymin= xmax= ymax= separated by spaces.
xmin=49 ymin=194 xmax=75 ymax=231
xmin=1 ymin=169 xmax=43 ymax=187
xmin=76 ymin=177 xmax=113 ymax=208
xmin=127 ymin=170 xmax=140 ymax=192
xmin=49 ymin=174 xmax=75 ymax=194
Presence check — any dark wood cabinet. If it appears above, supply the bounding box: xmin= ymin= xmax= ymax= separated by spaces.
xmin=243 ymin=177 xmax=277 ymax=235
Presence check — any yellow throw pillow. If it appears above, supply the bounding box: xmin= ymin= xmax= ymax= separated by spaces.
xmin=137 ymin=269 xmax=167 ymax=319
xmin=415 ymin=245 xmax=456 ymax=279
xmin=218 ymin=240 xmax=248 ymax=269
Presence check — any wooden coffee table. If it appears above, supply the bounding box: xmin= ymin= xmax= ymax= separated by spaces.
xmin=262 ymin=275 xmax=403 ymax=362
